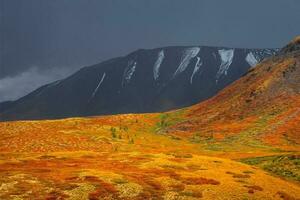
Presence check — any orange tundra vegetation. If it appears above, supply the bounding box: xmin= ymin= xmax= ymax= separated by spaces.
xmin=0 ymin=38 xmax=300 ymax=199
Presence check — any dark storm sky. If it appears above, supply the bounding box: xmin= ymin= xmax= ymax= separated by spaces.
xmin=1 ymin=0 xmax=300 ymax=101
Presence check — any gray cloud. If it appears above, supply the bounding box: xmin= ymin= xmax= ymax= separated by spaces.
xmin=0 ymin=67 xmax=76 ymax=102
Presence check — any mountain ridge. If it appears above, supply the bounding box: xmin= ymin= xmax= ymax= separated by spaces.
xmin=0 ymin=45 xmax=278 ymax=121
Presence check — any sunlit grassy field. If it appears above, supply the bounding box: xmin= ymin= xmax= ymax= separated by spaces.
xmin=0 ymin=114 xmax=299 ymax=199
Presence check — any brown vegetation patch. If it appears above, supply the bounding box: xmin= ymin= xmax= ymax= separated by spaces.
xmin=65 ymin=176 xmax=80 ymax=181
xmin=168 ymin=152 xmax=193 ymax=159
xmin=244 ymin=185 xmax=263 ymax=194
xmin=213 ymin=160 xmax=223 ymax=163
xmin=186 ymin=164 xmax=207 ymax=171
xmin=136 ymin=190 xmax=162 ymax=200
xmin=88 ymin=181 xmax=118 ymax=199
xmin=39 ymin=155 xmax=57 ymax=160
xmin=124 ymin=156 xmax=154 ymax=166
xmin=167 ymin=157 xmax=187 ymax=163
xmin=45 ymin=191 xmax=69 ymax=200
xmin=144 ymin=178 xmax=163 ymax=191
xmin=181 ymin=177 xmax=220 ymax=185
xmin=160 ymin=164 xmax=185 ymax=170
xmin=57 ymin=183 xmax=79 ymax=191
xmin=243 ymin=170 xmax=254 ymax=174
xmin=170 ymin=183 xmax=185 ymax=192
xmin=180 ymin=190 xmax=203 ymax=198
xmin=83 ymin=176 xmax=101 ymax=182
xmin=276 ymin=191 xmax=299 ymax=200
xmin=142 ymin=168 xmax=181 ymax=180
xmin=226 ymin=171 xmax=251 ymax=178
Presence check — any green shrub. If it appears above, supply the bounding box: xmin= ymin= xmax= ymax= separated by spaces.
xmin=110 ymin=127 xmax=117 ymax=138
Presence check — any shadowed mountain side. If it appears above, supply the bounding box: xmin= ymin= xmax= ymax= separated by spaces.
xmin=0 ymin=46 xmax=277 ymax=121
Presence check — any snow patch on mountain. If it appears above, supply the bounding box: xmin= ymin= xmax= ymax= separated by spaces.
xmin=246 ymin=52 xmax=258 ymax=67
xmin=90 ymin=73 xmax=106 ymax=99
xmin=122 ymin=61 xmax=137 ymax=86
xmin=264 ymin=48 xmax=278 ymax=56
xmin=249 ymin=49 xmax=278 ymax=64
xmin=216 ymin=49 xmax=234 ymax=82
xmin=190 ymin=57 xmax=203 ymax=84
xmin=212 ymin=52 xmax=217 ymax=60
xmin=153 ymin=50 xmax=165 ymax=80
xmin=173 ymin=47 xmax=200 ymax=78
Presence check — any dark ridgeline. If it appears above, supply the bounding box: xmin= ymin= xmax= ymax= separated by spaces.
xmin=0 ymin=46 xmax=278 ymax=121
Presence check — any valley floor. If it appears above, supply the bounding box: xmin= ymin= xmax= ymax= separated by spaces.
xmin=0 ymin=114 xmax=299 ymax=200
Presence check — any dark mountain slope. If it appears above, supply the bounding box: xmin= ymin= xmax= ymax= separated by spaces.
xmin=0 ymin=46 xmax=278 ymax=121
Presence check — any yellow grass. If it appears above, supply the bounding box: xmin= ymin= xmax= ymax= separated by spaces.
xmin=0 ymin=116 xmax=299 ymax=199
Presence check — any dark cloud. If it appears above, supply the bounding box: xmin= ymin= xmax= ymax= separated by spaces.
xmin=0 ymin=67 xmax=75 ymax=102
xmin=1 ymin=0 xmax=300 ymax=100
